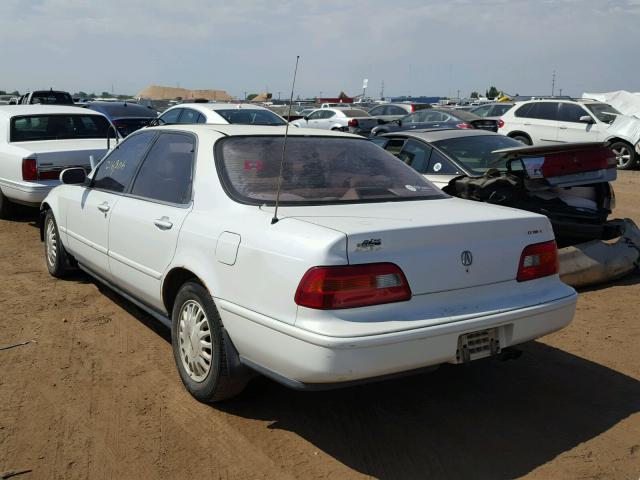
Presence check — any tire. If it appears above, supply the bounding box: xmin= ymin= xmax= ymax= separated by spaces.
xmin=610 ymin=141 xmax=637 ymax=170
xmin=171 ymin=282 xmax=247 ymax=402
xmin=510 ymin=133 xmax=532 ymax=145
xmin=0 ymin=188 xmax=14 ymax=219
xmin=43 ymin=210 xmax=74 ymax=277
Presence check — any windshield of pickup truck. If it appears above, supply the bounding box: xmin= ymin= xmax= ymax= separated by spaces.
xmin=216 ymin=136 xmax=447 ymax=205
xmin=10 ymin=114 xmax=111 ymax=142
xmin=433 ymin=134 xmax=524 ymax=174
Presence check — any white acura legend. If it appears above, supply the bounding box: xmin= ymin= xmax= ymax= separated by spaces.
xmin=40 ymin=125 xmax=577 ymax=402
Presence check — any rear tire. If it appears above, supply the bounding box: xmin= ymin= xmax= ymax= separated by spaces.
xmin=43 ymin=210 xmax=74 ymax=277
xmin=510 ymin=133 xmax=532 ymax=145
xmin=0 ymin=189 xmax=14 ymax=219
xmin=610 ymin=141 xmax=637 ymax=170
xmin=171 ymin=282 xmax=247 ymax=402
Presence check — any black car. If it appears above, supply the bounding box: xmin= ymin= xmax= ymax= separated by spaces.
xmin=84 ymin=101 xmax=159 ymax=137
xmin=372 ymin=129 xmax=618 ymax=246
xmin=370 ymin=108 xmax=498 ymax=136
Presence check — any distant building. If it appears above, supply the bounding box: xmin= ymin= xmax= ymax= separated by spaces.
xmin=137 ymin=85 xmax=233 ymax=101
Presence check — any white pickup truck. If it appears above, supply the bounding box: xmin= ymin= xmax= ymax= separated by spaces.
xmin=0 ymin=105 xmax=116 ymax=217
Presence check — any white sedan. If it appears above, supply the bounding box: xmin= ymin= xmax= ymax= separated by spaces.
xmin=41 ymin=125 xmax=577 ymax=402
xmin=290 ymin=108 xmax=379 ymax=135
xmin=0 ymin=105 xmax=115 ymax=217
xmin=154 ymin=102 xmax=288 ymax=126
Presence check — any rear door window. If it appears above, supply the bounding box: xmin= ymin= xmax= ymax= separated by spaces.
xmin=131 ymin=133 xmax=195 ymax=204
xmin=426 ymin=149 xmax=461 ymax=175
xmin=92 ymin=131 xmax=157 ymax=193
xmin=397 ymin=139 xmax=432 ymax=173
xmin=526 ymin=102 xmax=559 ymax=120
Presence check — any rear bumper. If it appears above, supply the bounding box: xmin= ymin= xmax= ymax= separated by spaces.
xmin=218 ymin=292 xmax=577 ymax=386
xmin=0 ymin=178 xmax=57 ymax=206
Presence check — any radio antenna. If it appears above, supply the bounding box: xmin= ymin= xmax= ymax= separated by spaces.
xmin=271 ymin=55 xmax=300 ymax=225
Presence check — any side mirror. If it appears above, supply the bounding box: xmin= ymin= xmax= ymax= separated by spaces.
xmin=60 ymin=167 xmax=87 ymax=185
xmin=579 ymin=115 xmax=594 ymax=124
xmin=303 ymin=116 xmax=309 ymax=121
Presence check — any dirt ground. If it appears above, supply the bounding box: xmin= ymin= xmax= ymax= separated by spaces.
xmin=1 ymin=173 xmax=639 ymax=480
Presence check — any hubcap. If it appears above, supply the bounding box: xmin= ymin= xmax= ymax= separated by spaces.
xmin=178 ymin=300 xmax=212 ymax=382
xmin=45 ymin=219 xmax=57 ymax=268
xmin=612 ymin=145 xmax=631 ymax=167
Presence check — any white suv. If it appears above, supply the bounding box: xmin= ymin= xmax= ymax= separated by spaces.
xmin=499 ymin=99 xmax=640 ymax=169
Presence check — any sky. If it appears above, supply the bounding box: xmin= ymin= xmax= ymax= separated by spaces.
xmin=1 ymin=0 xmax=639 ymax=99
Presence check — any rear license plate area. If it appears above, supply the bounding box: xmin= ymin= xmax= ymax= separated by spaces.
xmin=456 ymin=328 xmax=501 ymax=363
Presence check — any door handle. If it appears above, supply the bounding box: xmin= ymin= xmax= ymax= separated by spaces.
xmin=523 ymin=123 xmax=532 ymax=126
xmin=97 ymin=202 xmax=110 ymax=213
xmin=154 ymin=217 xmax=173 ymax=230
xmin=559 ymin=125 xmax=568 ymax=129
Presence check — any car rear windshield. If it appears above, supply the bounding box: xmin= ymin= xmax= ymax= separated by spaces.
xmin=10 ymin=114 xmax=111 ymax=142
xmin=214 ymin=109 xmax=287 ymax=126
xmin=92 ymin=103 xmax=157 ymax=118
xmin=584 ymin=103 xmax=621 ymax=123
xmin=30 ymin=91 xmax=74 ymax=105
xmin=342 ymin=109 xmax=370 ymax=117
xmin=216 ymin=136 xmax=447 ymax=205
xmin=432 ymin=135 xmax=524 ymax=174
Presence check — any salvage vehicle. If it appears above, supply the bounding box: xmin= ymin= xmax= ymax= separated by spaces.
xmin=373 ymin=129 xmax=618 ymax=246
xmin=290 ymin=108 xmax=379 ymax=135
xmin=0 ymin=105 xmax=115 ymax=218
xmin=499 ymin=98 xmax=640 ymax=169
xmin=152 ymin=103 xmax=287 ymax=126
xmin=371 ymin=108 xmax=498 ymax=136
xmin=85 ymin=101 xmax=158 ymax=137
xmin=40 ymin=124 xmax=577 ymax=402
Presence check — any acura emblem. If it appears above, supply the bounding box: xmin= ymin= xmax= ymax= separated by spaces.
xmin=461 ymin=250 xmax=473 ymax=267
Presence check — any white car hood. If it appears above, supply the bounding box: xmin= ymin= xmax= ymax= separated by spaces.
xmin=607 ymin=114 xmax=640 ymax=144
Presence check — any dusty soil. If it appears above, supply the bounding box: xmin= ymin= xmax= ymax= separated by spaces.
xmin=1 ymin=172 xmax=639 ymax=480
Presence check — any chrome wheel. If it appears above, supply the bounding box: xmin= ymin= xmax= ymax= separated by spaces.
xmin=177 ymin=300 xmax=212 ymax=382
xmin=45 ymin=218 xmax=57 ymax=269
xmin=612 ymin=144 xmax=632 ymax=168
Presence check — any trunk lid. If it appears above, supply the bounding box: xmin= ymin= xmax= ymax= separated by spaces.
xmin=18 ymin=139 xmax=109 ymax=173
xmin=269 ymin=198 xmax=553 ymax=295
xmin=494 ymin=142 xmax=617 ymax=187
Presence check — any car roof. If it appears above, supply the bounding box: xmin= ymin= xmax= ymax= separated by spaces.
xmin=144 ymin=124 xmax=361 ymax=138
xmin=381 ymin=128 xmax=500 ymax=143
xmin=167 ymin=103 xmax=271 ymax=113
xmin=0 ymin=105 xmax=104 ymax=118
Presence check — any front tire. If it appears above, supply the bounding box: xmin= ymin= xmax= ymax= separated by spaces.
xmin=44 ymin=210 xmax=74 ymax=277
xmin=610 ymin=141 xmax=637 ymax=170
xmin=171 ymin=282 xmax=247 ymax=402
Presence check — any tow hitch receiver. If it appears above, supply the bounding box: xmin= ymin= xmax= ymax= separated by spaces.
xmin=456 ymin=328 xmax=501 ymax=364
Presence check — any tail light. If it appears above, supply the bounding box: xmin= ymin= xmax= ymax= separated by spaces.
xmin=348 ymin=119 xmax=359 ymax=127
xmin=295 ymin=263 xmax=412 ymax=309
xmin=456 ymin=122 xmax=473 ymax=129
xmin=22 ymin=157 xmax=37 ymax=180
xmin=517 ymin=241 xmax=559 ymax=282
xmin=498 ymin=119 xmax=505 ymax=129
xmin=410 ymin=104 xmax=415 ymax=112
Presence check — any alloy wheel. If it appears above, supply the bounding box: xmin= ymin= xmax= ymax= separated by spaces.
xmin=612 ymin=145 xmax=631 ymax=168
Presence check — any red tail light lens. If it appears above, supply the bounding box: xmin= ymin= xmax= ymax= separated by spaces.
xmin=456 ymin=122 xmax=473 ymax=129
xmin=522 ymin=146 xmax=617 ymax=178
xmin=295 ymin=263 xmax=412 ymax=309
xmin=22 ymin=158 xmax=37 ymax=180
xmin=347 ymin=119 xmax=359 ymax=127
xmin=410 ymin=104 xmax=415 ymax=112
xmin=498 ymin=119 xmax=505 ymax=129
xmin=517 ymin=241 xmax=559 ymax=282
